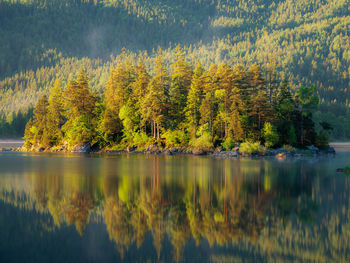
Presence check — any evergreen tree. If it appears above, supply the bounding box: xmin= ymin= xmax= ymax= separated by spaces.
xmin=103 ymin=60 xmax=136 ymax=142
xmin=32 ymin=95 xmax=49 ymax=146
xmin=46 ymin=79 xmax=64 ymax=146
xmin=63 ymin=70 xmax=97 ymax=147
xmin=169 ymin=45 xmax=193 ymax=128
xmin=141 ymin=50 xmax=170 ymax=139
xmin=185 ymin=62 xmax=205 ymax=137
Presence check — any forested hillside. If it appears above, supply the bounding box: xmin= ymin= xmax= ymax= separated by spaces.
xmin=0 ymin=0 xmax=349 ymax=139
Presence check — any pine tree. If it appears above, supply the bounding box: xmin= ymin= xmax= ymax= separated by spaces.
xmin=46 ymin=78 xmax=64 ymax=146
xmin=185 ymin=62 xmax=205 ymax=137
xmin=63 ymin=70 xmax=97 ymax=147
xmin=141 ymin=50 xmax=170 ymax=139
xmin=33 ymin=95 xmax=49 ymax=146
xmin=103 ymin=60 xmax=136 ymax=141
xmin=169 ymin=45 xmax=193 ymax=128
xmin=199 ymin=64 xmax=217 ymax=134
xmin=65 ymin=70 xmax=96 ymax=119
xmin=133 ymin=59 xmax=151 ymax=132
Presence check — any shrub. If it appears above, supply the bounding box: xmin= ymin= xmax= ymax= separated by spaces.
xmin=133 ymin=131 xmax=153 ymax=148
xmin=190 ymin=132 xmax=214 ymax=151
xmin=64 ymin=115 xmax=95 ymax=147
xmin=315 ymin=130 xmax=329 ymax=149
xmin=221 ymin=137 xmax=236 ymax=150
xmin=162 ymin=129 xmax=187 ymax=148
xmin=262 ymin=122 xmax=279 ymax=148
xmin=282 ymin=144 xmax=294 ymax=153
xmin=189 ymin=124 xmax=214 ymax=152
xmin=239 ymin=141 xmax=263 ymax=155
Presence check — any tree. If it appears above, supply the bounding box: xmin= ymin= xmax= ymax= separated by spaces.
xmin=65 ymin=70 xmax=96 ymax=119
xmin=262 ymin=122 xmax=279 ymax=148
xmin=295 ymin=86 xmax=319 ymax=147
xmin=141 ymin=50 xmax=170 ymax=139
xmin=169 ymin=45 xmax=193 ymax=128
xmin=185 ymin=62 xmax=205 ymax=137
xmin=32 ymin=95 xmax=49 ymax=146
xmin=46 ymin=78 xmax=64 ymax=146
xmin=133 ymin=59 xmax=151 ymax=132
xmin=63 ymin=70 xmax=97 ymax=147
xmin=103 ymin=60 xmax=136 ymax=142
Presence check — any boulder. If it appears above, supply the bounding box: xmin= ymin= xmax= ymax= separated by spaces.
xmin=192 ymin=148 xmax=207 ymax=155
xmin=164 ymin=149 xmax=173 ymax=155
xmin=71 ymin=144 xmax=91 ymax=153
xmin=126 ymin=146 xmax=136 ymax=153
xmin=145 ymin=144 xmax=160 ymax=154
xmin=37 ymin=147 xmax=45 ymax=152
xmin=306 ymin=145 xmax=319 ymax=153
xmin=275 ymin=153 xmax=287 ymax=160
xmin=232 ymin=147 xmax=240 ymax=152
xmin=322 ymin=146 xmax=336 ymax=154
xmin=215 ymin=146 xmax=223 ymax=153
xmin=222 ymin=151 xmax=239 ymax=158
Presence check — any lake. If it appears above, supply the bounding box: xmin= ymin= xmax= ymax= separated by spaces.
xmin=0 ymin=148 xmax=350 ymax=262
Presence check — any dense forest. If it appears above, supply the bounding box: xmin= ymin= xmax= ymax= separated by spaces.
xmin=0 ymin=0 xmax=349 ymax=139
xmin=23 ymin=49 xmax=328 ymax=152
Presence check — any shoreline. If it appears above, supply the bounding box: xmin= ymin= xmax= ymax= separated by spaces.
xmin=3 ymin=144 xmax=337 ymax=160
xmin=1 ymin=140 xmax=348 ymax=159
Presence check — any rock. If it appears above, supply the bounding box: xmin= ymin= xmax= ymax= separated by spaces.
xmin=215 ymin=147 xmax=223 ymax=153
xmin=145 ymin=144 xmax=160 ymax=154
xmin=320 ymin=146 xmax=336 ymax=154
xmin=164 ymin=149 xmax=173 ymax=155
xmin=192 ymin=148 xmax=206 ymax=155
xmin=38 ymin=147 xmax=45 ymax=152
xmin=71 ymin=144 xmax=91 ymax=153
xmin=306 ymin=145 xmax=319 ymax=153
xmin=213 ymin=151 xmax=239 ymax=158
xmin=223 ymin=151 xmax=239 ymax=157
xmin=126 ymin=146 xmax=136 ymax=153
xmin=275 ymin=153 xmax=287 ymax=160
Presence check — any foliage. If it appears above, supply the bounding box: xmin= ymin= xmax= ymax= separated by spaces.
xmin=63 ymin=115 xmax=95 ymax=148
xmin=132 ymin=131 xmax=153 ymax=149
xmin=315 ymin=131 xmax=329 ymax=149
xmin=221 ymin=137 xmax=236 ymax=151
xmin=262 ymin=122 xmax=279 ymax=148
xmin=0 ymin=0 xmax=349 ymax=140
xmin=162 ymin=130 xmax=187 ymax=148
xmin=282 ymin=144 xmax=295 ymax=153
xmin=239 ymin=141 xmax=263 ymax=155
xmin=189 ymin=125 xmax=213 ymax=152
xmin=22 ymin=53 xmax=323 ymax=151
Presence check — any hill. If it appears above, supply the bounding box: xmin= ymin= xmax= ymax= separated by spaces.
xmin=0 ymin=0 xmax=349 ymax=138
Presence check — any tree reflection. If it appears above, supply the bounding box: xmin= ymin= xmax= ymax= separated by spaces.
xmin=0 ymin=156 xmax=349 ymax=262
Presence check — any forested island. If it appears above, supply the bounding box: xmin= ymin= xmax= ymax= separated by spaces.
xmin=21 ymin=47 xmax=334 ymax=156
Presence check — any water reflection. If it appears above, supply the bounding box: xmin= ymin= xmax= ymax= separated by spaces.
xmin=0 ymin=153 xmax=350 ymax=262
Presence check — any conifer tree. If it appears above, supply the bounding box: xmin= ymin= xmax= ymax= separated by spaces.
xmin=141 ymin=50 xmax=169 ymax=139
xmin=133 ymin=59 xmax=151 ymax=132
xmin=46 ymin=78 xmax=64 ymax=145
xmin=103 ymin=60 xmax=136 ymax=141
xmin=63 ymin=70 xmax=97 ymax=147
xmin=185 ymin=62 xmax=205 ymax=137
xmin=170 ymin=45 xmax=193 ymax=128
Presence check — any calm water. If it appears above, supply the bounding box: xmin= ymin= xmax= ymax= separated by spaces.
xmin=0 ymin=150 xmax=350 ymax=262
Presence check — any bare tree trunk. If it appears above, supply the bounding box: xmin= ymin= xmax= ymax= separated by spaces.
xmin=157 ymin=122 xmax=160 ymax=139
